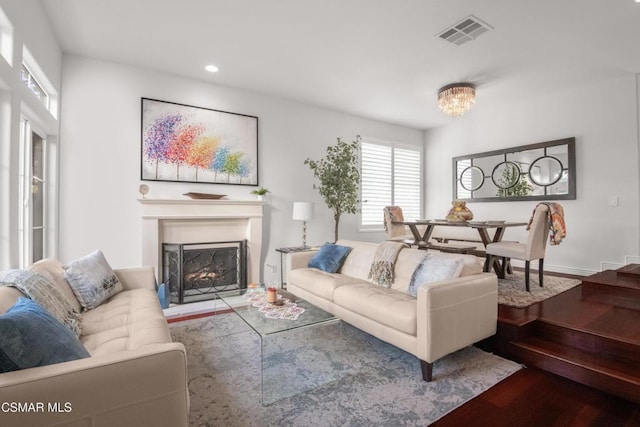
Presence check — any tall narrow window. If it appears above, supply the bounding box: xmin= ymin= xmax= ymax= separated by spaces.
xmin=360 ymin=138 xmax=422 ymax=230
xmin=19 ymin=119 xmax=46 ymax=266
xmin=0 ymin=6 xmax=12 ymax=65
xmin=21 ymin=64 xmax=49 ymax=109
xmin=22 ymin=46 xmax=58 ymax=118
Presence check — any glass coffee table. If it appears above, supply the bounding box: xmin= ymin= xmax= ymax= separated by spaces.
xmin=215 ymin=286 xmax=341 ymax=405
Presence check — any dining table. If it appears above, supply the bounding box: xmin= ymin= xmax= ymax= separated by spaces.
xmin=393 ymin=219 xmax=528 ymax=273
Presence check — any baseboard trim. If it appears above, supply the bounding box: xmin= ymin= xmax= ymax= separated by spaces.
xmin=508 ymin=260 xmax=596 ymax=277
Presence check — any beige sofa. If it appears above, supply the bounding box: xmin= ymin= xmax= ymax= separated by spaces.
xmin=0 ymin=259 xmax=189 ymax=427
xmin=287 ymin=240 xmax=498 ymax=381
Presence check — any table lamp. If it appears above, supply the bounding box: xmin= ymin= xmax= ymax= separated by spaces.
xmin=292 ymin=202 xmax=314 ymax=248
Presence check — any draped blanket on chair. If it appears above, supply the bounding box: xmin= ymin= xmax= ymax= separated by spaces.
xmin=527 ymin=202 xmax=566 ymax=245
xmin=368 ymin=241 xmax=405 ymax=288
xmin=383 ymin=206 xmax=405 ymax=236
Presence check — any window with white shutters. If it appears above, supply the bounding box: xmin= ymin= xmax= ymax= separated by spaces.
xmin=360 ymin=139 xmax=422 ymax=230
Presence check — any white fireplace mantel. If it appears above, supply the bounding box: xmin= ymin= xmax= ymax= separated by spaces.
xmin=138 ymin=198 xmax=265 ymax=285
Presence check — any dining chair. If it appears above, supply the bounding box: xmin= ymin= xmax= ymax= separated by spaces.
xmin=483 ymin=204 xmax=550 ymax=291
xmin=382 ymin=206 xmax=415 ymax=246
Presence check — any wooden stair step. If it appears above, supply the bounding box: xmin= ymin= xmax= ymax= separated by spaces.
xmin=510 ymin=336 xmax=640 ymax=404
xmin=582 ymin=269 xmax=640 ymax=291
xmin=580 ymin=267 xmax=640 ymax=310
xmin=496 ymin=268 xmax=640 ymax=405
xmin=533 ymin=320 xmax=640 ymax=364
xmin=616 ymin=264 xmax=640 ymax=279
xmin=581 ymin=282 xmax=640 ymax=310
xmin=514 ymin=337 xmax=640 ymax=382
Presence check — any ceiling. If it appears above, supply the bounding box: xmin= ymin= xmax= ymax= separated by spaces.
xmin=40 ymin=0 xmax=640 ymax=130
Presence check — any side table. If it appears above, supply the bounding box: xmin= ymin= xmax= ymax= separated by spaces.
xmin=275 ymin=246 xmax=319 ymax=289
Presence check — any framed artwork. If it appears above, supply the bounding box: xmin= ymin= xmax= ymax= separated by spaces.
xmin=141 ymin=98 xmax=258 ymax=185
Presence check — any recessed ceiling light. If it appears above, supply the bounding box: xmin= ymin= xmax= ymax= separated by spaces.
xmin=205 ymin=64 xmax=219 ymax=73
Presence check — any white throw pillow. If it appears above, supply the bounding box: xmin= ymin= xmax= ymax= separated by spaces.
xmin=63 ymin=250 xmax=123 ymax=310
xmin=407 ymin=254 xmax=465 ymax=297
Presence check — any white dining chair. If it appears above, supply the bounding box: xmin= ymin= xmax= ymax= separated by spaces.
xmin=483 ymin=204 xmax=550 ymax=291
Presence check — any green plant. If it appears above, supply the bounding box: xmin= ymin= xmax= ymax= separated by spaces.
xmin=250 ymin=187 xmax=270 ymax=195
xmin=304 ymin=136 xmax=361 ymax=242
xmin=496 ymin=167 xmax=534 ymax=197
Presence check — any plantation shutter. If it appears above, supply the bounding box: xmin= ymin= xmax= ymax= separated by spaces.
xmin=360 ymin=140 xmax=422 ymax=229
xmin=393 ymin=147 xmax=421 ymax=221
xmin=361 ymin=143 xmax=392 ymax=227
xmin=457 ymin=159 xmax=472 ymax=199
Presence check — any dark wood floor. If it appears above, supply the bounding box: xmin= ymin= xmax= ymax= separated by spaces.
xmin=432 ymin=367 xmax=640 ymax=427
xmin=434 ymin=268 xmax=640 ymax=426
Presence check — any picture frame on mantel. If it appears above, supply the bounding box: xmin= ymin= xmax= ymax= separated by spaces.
xmin=140 ymin=98 xmax=259 ymax=185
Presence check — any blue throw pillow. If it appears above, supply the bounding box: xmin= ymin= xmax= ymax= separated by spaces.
xmin=308 ymin=243 xmax=352 ymax=273
xmin=157 ymin=282 xmax=171 ymax=309
xmin=0 ymin=298 xmax=90 ymax=373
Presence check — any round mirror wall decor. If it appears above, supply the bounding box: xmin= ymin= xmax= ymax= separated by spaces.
xmin=529 ymin=156 xmax=563 ymax=186
xmin=491 ymin=161 xmax=521 ymax=189
xmin=452 ymin=137 xmax=576 ymax=202
xmin=459 ymin=166 xmax=484 ymax=191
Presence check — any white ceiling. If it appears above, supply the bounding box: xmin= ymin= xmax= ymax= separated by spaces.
xmin=40 ymin=0 xmax=640 ymax=130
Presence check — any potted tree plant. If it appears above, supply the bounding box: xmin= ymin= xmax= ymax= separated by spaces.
xmin=250 ymin=187 xmax=270 ymax=201
xmin=304 ymin=136 xmax=361 ymax=242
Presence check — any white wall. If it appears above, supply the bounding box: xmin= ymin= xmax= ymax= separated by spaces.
xmin=59 ymin=55 xmax=423 ymax=280
xmin=425 ymin=73 xmax=640 ymax=275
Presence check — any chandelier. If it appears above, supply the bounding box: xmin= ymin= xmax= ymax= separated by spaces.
xmin=437 ymin=83 xmax=476 ymax=117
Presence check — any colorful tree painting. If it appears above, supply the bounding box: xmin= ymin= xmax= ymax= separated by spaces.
xmin=186 ymin=136 xmax=219 ymax=181
xmin=210 ymin=145 xmax=229 ymax=181
xmin=143 ymin=114 xmax=183 ymax=179
xmin=141 ymin=98 xmax=258 ymax=185
xmin=222 ymin=152 xmax=245 ymax=183
xmin=237 ymin=159 xmax=251 ymax=184
xmin=165 ymin=123 xmax=203 ymax=180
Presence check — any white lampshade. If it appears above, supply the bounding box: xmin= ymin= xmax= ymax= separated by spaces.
xmin=292 ymin=202 xmax=314 ymax=221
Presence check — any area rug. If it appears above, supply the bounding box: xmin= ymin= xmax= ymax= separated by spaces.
xmin=498 ymin=271 xmax=581 ymax=308
xmin=170 ymin=313 xmax=522 ymax=426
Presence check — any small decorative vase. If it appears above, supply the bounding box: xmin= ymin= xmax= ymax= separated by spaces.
xmin=446 ymin=200 xmax=473 ymax=222
xmin=256 ymin=195 xmax=264 ymax=201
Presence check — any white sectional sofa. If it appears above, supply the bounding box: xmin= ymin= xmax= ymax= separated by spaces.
xmin=0 ymin=259 xmax=189 ymax=427
xmin=287 ymin=240 xmax=498 ymax=381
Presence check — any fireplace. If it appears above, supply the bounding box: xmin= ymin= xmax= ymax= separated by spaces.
xmin=139 ymin=198 xmax=264 ymax=287
xmin=163 ymin=240 xmax=248 ymax=304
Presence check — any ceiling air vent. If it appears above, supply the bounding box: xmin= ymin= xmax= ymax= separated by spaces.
xmin=437 ymin=15 xmax=493 ymax=46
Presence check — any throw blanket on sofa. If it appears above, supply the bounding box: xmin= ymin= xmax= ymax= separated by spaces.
xmin=0 ymin=269 xmax=82 ymax=337
xmin=527 ymin=202 xmax=567 ymax=245
xmin=368 ymin=241 xmax=405 ymax=288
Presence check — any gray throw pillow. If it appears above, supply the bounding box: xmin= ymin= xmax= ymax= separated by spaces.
xmin=407 ymin=254 xmax=465 ymax=297
xmin=63 ymin=250 xmax=123 ymax=310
